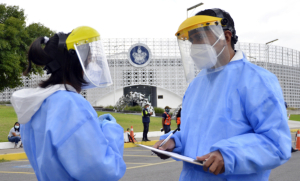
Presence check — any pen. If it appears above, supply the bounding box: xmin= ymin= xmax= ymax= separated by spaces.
xmin=151 ymin=128 xmax=179 ymax=155
xmin=159 ymin=128 xmax=179 ymax=148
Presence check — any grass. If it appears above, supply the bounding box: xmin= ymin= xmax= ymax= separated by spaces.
xmin=0 ymin=105 xmax=18 ymax=142
xmin=0 ymin=158 xmax=9 ymax=163
xmin=97 ymin=111 xmax=177 ymax=132
xmin=3 ymin=104 xmax=298 ymax=142
xmin=0 ymin=105 xmax=177 ymax=142
xmin=290 ymin=115 xmax=300 ymax=121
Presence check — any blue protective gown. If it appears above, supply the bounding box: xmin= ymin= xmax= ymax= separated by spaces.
xmin=161 ymin=53 xmax=291 ymax=181
xmin=20 ymin=90 xmax=126 ymax=181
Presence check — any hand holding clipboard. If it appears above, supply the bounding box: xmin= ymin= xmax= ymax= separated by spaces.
xmin=138 ymin=144 xmax=205 ymax=166
xmin=140 ymin=128 xmax=205 ymax=166
xmin=148 ymin=128 xmax=225 ymax=174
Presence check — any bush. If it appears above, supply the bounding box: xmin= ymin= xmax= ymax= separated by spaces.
xmin=287 ymin=107 xmax=298 ymax=110
xmin=0 ymin=101 xmax=10 ymax=104
xmin=154 ymin=107 xmax=164 ymax=114
xmin=124 ymin=105 xmax=142 ymax=112
xmin=104 ymin=105 xmax=114 ymax=109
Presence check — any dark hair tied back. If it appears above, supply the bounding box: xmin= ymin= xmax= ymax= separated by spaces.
xmin=25 ymin=33 xmax=87 ymax=92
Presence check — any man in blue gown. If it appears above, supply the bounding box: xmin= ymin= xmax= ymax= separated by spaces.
xmin=154 ymin=8 xmax=291 ymax=181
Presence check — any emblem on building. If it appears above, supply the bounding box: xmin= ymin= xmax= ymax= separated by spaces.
xmin=128 ymin=43 xmax=152 ymax=67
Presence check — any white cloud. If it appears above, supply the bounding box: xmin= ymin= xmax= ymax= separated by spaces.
xmin=3 ymin=0 xmax=300 ymax=50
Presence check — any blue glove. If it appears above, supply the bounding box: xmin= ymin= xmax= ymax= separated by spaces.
xmin=98 ymin=114 xmax=117 ymax=127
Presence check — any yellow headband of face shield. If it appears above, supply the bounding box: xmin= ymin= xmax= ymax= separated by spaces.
xmin=66 ymin=26 xmax=101 ymax=50
xmin=175 ymin=15 xmax=223 ymax=40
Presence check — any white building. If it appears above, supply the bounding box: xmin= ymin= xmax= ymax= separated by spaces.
xmin=1 ymin=39 xmax=300 ymax=108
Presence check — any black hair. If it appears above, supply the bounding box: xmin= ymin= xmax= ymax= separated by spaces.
xmin=195 ymin=9 xmax=237 ymax=49
xmin=25 ymin=34 xmax=87 ymax=92
xmin=14 ymin=122 xmax=20 ymax=132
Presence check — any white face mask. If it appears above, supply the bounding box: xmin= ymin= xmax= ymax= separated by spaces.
xmin=190 ymin=36 xmax=225 ymax=70
xmin=190 ymin=44 xmax=218 ymax=69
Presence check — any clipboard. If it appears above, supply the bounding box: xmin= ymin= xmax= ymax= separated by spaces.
xmin=137 ymin=144 xmax=204 ymax=166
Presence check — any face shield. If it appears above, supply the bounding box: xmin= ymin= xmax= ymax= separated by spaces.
xmin=176 ymin=16 xmax=230 ymax=83
xmin=74 ymin=39 xmax=112 ymax=89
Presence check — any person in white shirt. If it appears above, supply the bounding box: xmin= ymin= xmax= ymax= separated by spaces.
xmin=8 ymin=122 xmax=22 ymax=148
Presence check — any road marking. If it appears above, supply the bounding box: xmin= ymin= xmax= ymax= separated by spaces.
xmin=124 ymin=155 xmax=156 ymax=157
xmin=126 ymin=162 xmax=156 ymax=164
xmin=11 ymin=160 xmax=29 ymax=162
xmin=0 ymin=171 xmax=34 ymax=174
xmin=127 ymin=160 xmax=175 ymax=170
xmin=13 ymin=165 xmax=32 ymax=168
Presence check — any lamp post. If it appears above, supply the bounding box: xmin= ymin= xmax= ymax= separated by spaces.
xmin=187 ymin=2 xmax=204 ymax=18
xmin=113 ymin=45 xmax=124 ymax=106
xmin=265 ymin=39 xmax=278 ymax=70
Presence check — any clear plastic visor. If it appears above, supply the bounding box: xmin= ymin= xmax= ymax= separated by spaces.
xmin=177 ymin=24 xmax=230 ymax=83
xmin=75 ymin=40 xmax=112 ymax=89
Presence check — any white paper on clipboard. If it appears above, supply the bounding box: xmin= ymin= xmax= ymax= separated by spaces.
xmin=137 ymin=144 xmax=204 ymax=166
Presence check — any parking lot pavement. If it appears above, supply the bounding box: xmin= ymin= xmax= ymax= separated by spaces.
xmin=121 ymin=147 xmax=182 ymax=181
xmin=0 ymin=160 xmax=36 ymax=181
xmin=1 ymin=134 xmax=300 ymax=181
xmin=0 ymin=146 xmax=182 ymax=181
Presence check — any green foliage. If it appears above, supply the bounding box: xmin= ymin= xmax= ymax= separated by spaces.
xmin=0 ymin=101 xmax=10 ymax=104
xmin=104 ymin=105 xmax=114 ymax=109
xmin=0 ymin=4 xmax=55 ymax=92
xmin=124 ymin=105 xmax=142 ymax=112
xmin=154 ymin=107 xmax=164 ymax=114
xmin=287 ymin=107 xmax=298 ymax=110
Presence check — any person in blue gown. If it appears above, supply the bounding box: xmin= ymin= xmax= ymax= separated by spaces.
xmin=154 ymin=9 xmax=291 ymax=181
xmin=11 ymin=26 xmax=126 ymax=181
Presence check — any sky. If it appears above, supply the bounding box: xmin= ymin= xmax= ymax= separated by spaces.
xmin=3 ymin=0 xmax=300 ymax=51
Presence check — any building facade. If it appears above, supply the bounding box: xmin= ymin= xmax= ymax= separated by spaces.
xmin=1 ymin=39 xmax=300 ymax=108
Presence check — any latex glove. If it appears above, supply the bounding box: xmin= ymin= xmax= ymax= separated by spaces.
xmin=98 ymin=114 xmax=117 ymax=123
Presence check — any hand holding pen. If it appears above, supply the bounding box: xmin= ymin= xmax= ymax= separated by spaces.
xmin=152 ymin=128 xmax=179 ymax=158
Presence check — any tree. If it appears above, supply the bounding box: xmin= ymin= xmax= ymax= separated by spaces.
xmin=0 ymin=4 xmax=55 ymax=92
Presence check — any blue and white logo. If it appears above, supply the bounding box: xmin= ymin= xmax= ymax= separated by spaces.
xmin=128 ymin=43 xmax=152 ymax=67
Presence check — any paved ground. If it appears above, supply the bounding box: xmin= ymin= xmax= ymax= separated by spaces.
xmin=0 ymin=148 xmax=24 ymax=155
xmin=1 ymin=139 xmax=300 ymax=181
xmin=288 ymin=120 xmax=300 ymax=129
xmin=0 ymin=126 xmax=299 ymax=180
xmin=0 ymin=146 xmax=183 ymax=181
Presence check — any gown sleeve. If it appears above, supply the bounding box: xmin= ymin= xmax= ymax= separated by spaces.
xmin=210 ymin=73 xmax=291 ymax=175
xmin=160 ymin=131 xmax=183 ymax=154
xmin=55 ymin=110 xmax=126 ymax=181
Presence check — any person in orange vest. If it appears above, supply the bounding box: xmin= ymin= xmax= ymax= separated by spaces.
xmin=176 ymin=108 xmax=181 ymax=131
xmin=162 ymin=106 xmax=172 ymax=134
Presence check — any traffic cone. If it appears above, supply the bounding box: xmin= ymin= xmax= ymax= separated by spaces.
xmin=296 ymin=130 xmax=300 ymax=150
xmin=130 ymin=126 xmax=136 ymax=143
